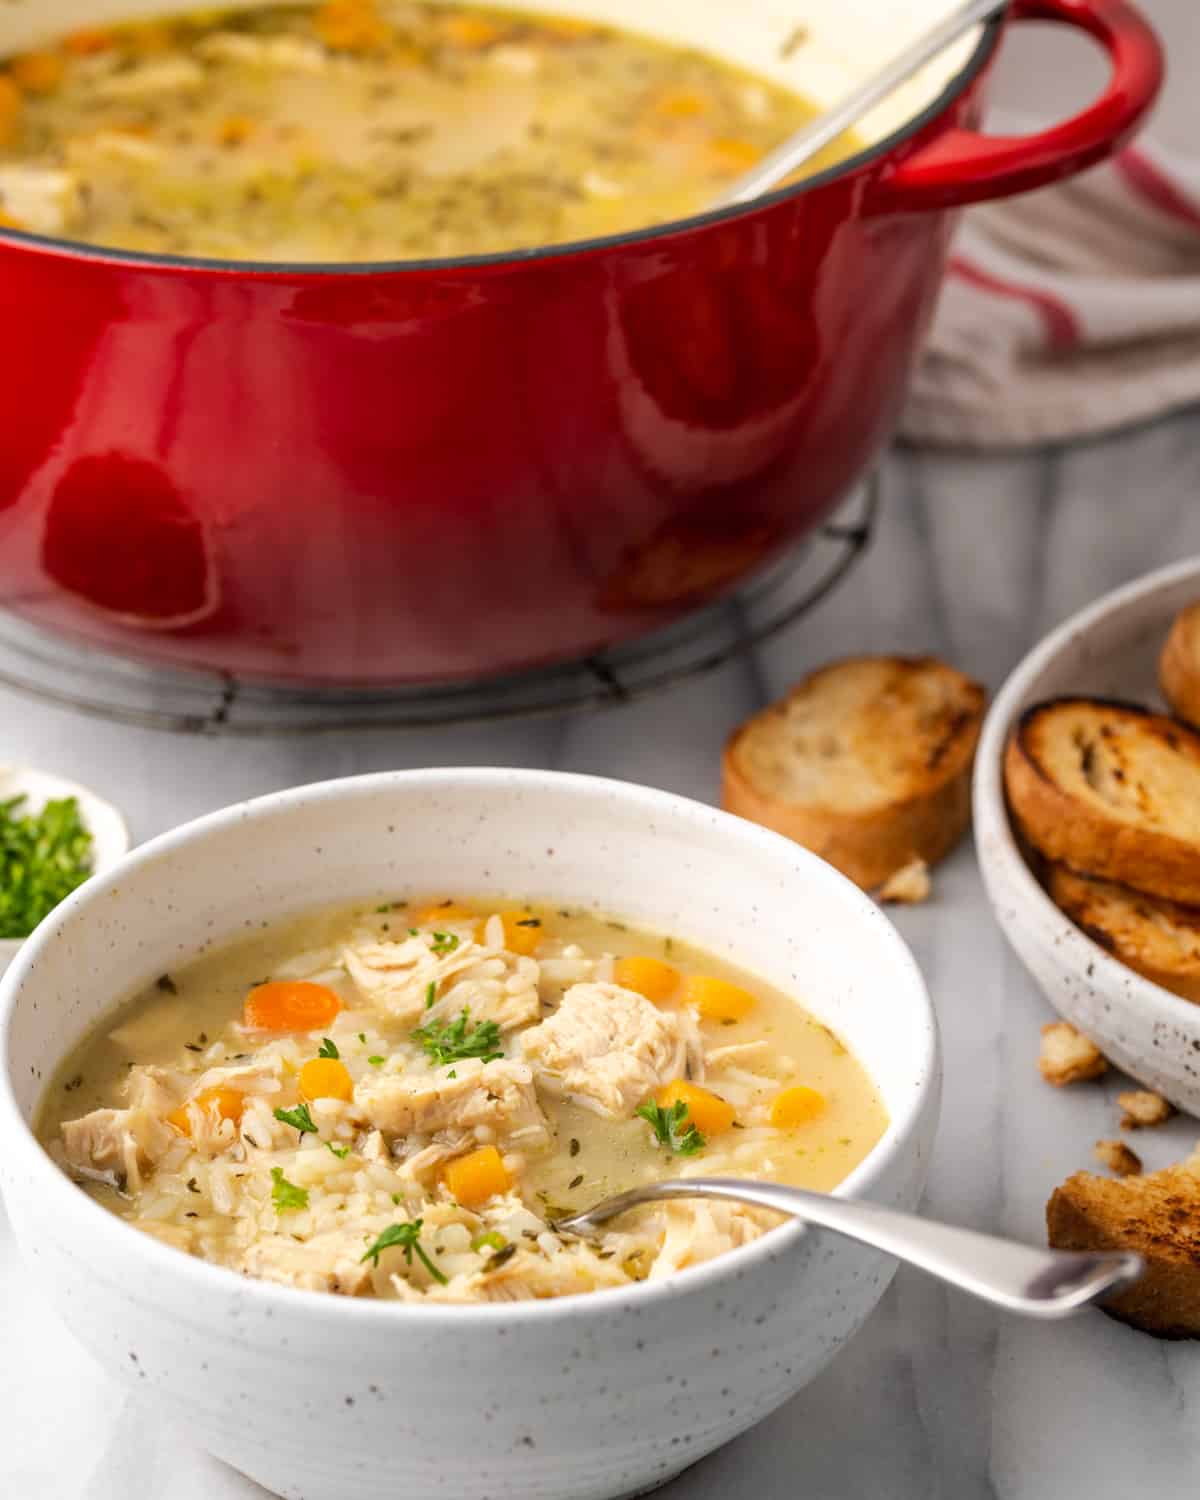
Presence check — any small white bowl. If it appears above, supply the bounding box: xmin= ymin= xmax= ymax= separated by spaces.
xmin=0 ymin=765 xmax=129 ymax=975
xmin=0 ymin=768 xmax=937 ymax=1500
xmin=974 ymin=557 xmax=1200 ymax=1115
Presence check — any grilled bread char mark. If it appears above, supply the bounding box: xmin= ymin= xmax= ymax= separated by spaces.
xmin=721 ymin=656 xmax=985 ymax=890
xmin=1004 ymin=698 xmax=1200 ymax=906
xmin=1049 ymin=865 xmax=1200 ymax=1005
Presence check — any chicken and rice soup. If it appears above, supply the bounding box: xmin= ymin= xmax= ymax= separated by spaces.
xmin=42 ymin=898 xmax=886 ymax=1302
xmin=0 ymin=2 xmax=851 ymax=263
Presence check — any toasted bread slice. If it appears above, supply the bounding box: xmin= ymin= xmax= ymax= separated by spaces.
xmin=1047 ymin=1153 xmax=1200 ymax=1337
xmin=721 ymin=657 xmax=984 ymax=889
xmin=1005 ymin=699 xmax=1200 ymax=905
xmin=1160 ymin=601 xmax=1200 ymax=729
xmin=1048 ymin=865 xmax=1200 ymax=1004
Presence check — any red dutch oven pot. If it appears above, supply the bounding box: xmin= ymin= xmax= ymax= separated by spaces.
xmin=0 ymin=0 xmax=1163 ymax=686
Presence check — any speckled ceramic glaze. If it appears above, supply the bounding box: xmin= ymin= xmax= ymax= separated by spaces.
xmin=0 ymin=764 xmax=129 ymax=976
xmin=975 ymin=558 xmax=1200 ymax=1117
xmin=0 ymin=770 xmax=938 ymax=1500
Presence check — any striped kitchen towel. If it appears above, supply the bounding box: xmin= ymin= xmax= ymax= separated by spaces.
xmin=900 ymin=130 xmax=1200 ymax=449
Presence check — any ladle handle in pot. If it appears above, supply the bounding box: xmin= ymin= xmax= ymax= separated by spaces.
xmin=873 ymin=0 xmax=1163 ymax=212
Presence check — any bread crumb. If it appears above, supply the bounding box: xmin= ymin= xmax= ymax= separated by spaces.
xmin=1118 ymin=1089 xmax=1174 ymax=1130
xmin=1039 ymin=1021 xmax=1108 ymax=1086
xmin=1094 ymin=1138 xmax=1143 ymax=1176
xmin=877 ymin=858 xmax=931 ymax=905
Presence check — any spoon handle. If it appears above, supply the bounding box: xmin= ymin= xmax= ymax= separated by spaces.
xmin=563 ymin=1177 xmax=1142 ymax=1318
xmin=713 ymin=0 xmax=1005 ymax=209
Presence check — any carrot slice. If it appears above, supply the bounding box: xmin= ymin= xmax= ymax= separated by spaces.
xmin=769 ymin=1086 xmax=827 ymax=1128
xmin=168 ymin=1086 xmax=244 ymax=1136
xmin=443 ymin=1145 xmax=512 ymax=1206
xmin=477 ymin=911 xmax=544 ymax=957
xmin=298 ymin=1057 xmax=354 ymax=1103
xmin=10 ymin=52 xmax=65 ymax=95
xmin=656 ymin=1079 xmax=735 ymax=1135
xmin=681 ymin=975 xmax=755 ymax=1022
xmin=614 ymin=956 xmax=679 ymax=1003
xmin=243 ymin=981 xmax=342 ymax=1033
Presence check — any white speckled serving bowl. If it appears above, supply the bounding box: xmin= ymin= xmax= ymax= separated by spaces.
xmin=975 ymin=557 xmax=1200 ymax=1116
xmin=0 ymin=764 xmax=129 ymax=977
xmin=0 ymin=769 xmax=938 ymax=1500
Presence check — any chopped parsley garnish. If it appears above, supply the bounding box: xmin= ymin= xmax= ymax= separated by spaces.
xmin=430 ymin=931 xmax=461 ymax=956
xmin=568 ymin=1174 xmax=583 ymax=1190
xmin=568 ymin=1138 xmax=580 ymax=1157
xmin=156 ymin=974 xmax=178 ymax=994
xmin=471 ymin=1231 xmax=508 ymax=1253
xmin=375 ymin=903 xmax=393 ymax=913
xmin=516 ymin=917 xmax=542 ymax=928
xmin=358 ymin=1032 xmax=367 ymax=1043
xmin=270 ymin=1167 xmax=309 ymax=1213
xmin=412 ymin=1008 xmax=503 ymax=1066
xmin=318 ymin=1037 xmax=340 ymax=1059
xmin=360 ymin=1219 xmax=447 ymax=1283
xmin=326 ymin=1141 xmax=350 ymax=1159
xmin=367 ymin=1055 xmax=384 ymax=1067
xmin=274 ymin=1102 xmax=317 ymax=1135
xmin=637 ymin=1099 xmax=706 ymax=1156
xmin=425 ymin=981 xmax=436 ymax=1010
xmin=0 ymin=794 xmax=94 ymax=939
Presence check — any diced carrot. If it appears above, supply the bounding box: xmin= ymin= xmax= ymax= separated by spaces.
xmin=769 ymin=1085 xmax=827 ymax=1128
xmin=242 ymin=980 xmax=342 ymax=1033
xmin=11 ymin=52 xmax=65 ymax=95
xmin=614 ymin=956 xmax=680 ymax=1003
xmin=63 ymin=28 xmax=115 ymax=56
xmin=440 ymin=13 xmax=503 ymax=48
xmin=654 ymin=88 xmax=709 ymax=119
xmin=0 ymin=77 xmax=22 ymax=147
xmin=168 ymin=1086 xmax=244 ymax=1136
xmin=414 ymin=899 xmax=476 ymax=925
xmin=443 ymin=1144 xmax=512 ymax=1206
xmin=217 ymin=115 xmax=256 ymax=147
xmin=708 ymin=137 xmax=762 ymax=173
xmin=298 ymin=1057 xmax=354 ymax=1103
xmin=657 ymin=1079 xmax=735 ymax=1135
xmin=681 ymin=975 xmax=755 ymax=1022
xmin=315 ymin=0 xmax=391 ymax=53
xmin=129 ymin=22 xmax=176 ymax=55
xmin=476 ymin=911 xmax=544 ymax=956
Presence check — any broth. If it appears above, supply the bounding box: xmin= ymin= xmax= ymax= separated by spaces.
xmin=41 ymin=897 xmax=887 ymax=1301
xmin=0 ymin=2 xmax=855 ymax=262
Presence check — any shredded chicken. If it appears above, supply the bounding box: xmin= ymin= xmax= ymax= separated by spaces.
xmin=356 ymin=1059 xmax=551 ymax=1151
xmin=344 ymin=935 xmax=539 ymax=1030
xmin=240 ymin=1229 xmax=374 ymax=1296
xmin=520 ymin=981 xmax=691 ymax=1118
xmin=60 ymin=1067 xmax=177 ymax=1192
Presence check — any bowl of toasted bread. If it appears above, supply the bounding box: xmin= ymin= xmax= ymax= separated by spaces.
xmin=975 ymin=557 xmax=1200 ymax=1115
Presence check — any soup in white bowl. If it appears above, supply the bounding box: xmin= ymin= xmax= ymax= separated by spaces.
xmin=0 ymin=770 xmax=937 ymax=1500
xmin=42 ymin=895 xmax=886 ymax=1301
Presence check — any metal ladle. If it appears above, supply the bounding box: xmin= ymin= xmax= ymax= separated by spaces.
xmin=714 ymin=0 xmax=1006 ymax=209
xmin=553 ymin=1177 xmax=1142 ymax=1319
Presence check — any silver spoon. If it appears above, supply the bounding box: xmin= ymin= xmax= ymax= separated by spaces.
xmin=553 ymin=1177 xmax=1142 ymax=1319
xmin=714 ymin=0 xmax=1006 ymax=209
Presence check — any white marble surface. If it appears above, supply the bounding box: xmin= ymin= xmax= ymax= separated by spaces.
xmin=5 ymin=412 xmax=1200 ymax=1499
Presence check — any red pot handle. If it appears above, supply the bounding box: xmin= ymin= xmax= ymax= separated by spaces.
xmin=872 ymin=0 xmax=1163 ymax=212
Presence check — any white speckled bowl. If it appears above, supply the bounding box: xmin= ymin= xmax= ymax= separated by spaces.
xmin=975 ymin=557 xmax=1200 ymax=1116
xmin=0 ymin=769 xmax=938 ymax=1500
xmin=0 ymin=764 xmax=129 ymax=976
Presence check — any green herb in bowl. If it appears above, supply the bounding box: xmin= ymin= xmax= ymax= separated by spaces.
xmin=0 ymin=795 xmax=94 ymax=940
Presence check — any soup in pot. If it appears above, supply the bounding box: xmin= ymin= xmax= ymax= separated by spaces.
xmin=0 ymin=2 xmax=854 ymax=262
xmin=41 ymin=896 xmax=887 ymax=1302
